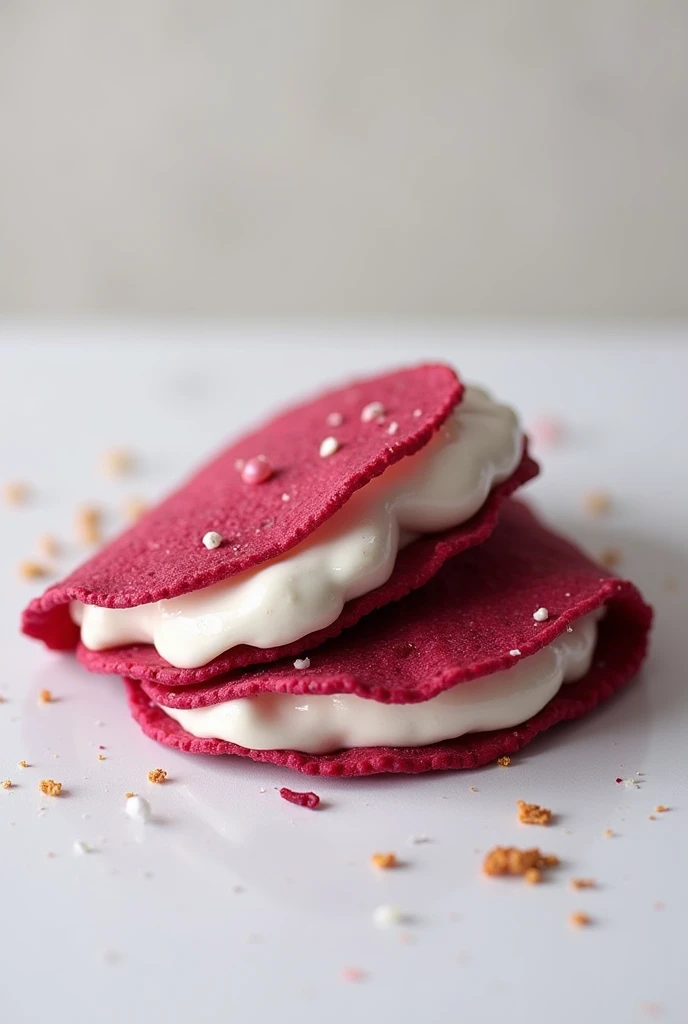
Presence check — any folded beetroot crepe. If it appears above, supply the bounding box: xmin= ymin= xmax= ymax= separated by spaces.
xmin=129 ymin=501 xmax=652 ymax=777
xmin=22 ymin=364 xmax=536 ymax=684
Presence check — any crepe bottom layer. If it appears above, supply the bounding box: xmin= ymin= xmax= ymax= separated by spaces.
xmin=126 ymin=502 xmax=652 ymax=777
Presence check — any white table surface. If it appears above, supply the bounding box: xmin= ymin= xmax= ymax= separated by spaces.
xmin=1 ymin=325 xmax=686 ymax=1024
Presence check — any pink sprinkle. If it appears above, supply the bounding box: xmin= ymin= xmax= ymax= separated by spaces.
xmin=241 ymin=455 xmax=273 ymax=485
xmin=279 ymin=787 xmax=320 ymax=809
xmin=341 ymin=967 xmax=366 ymax=983
xmin=530 ymin=416 xmax=565 ymax=448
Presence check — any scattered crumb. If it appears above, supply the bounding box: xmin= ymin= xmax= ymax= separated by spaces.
xmin=371 ymin=852 xmax=398 ymax=869
xmin=599 ymin=547 xmax=622 ymax=570
xmin=38 ymin=689 xmax=54 ymax=703
xmin=293 ymin=657 xmax=310 ymax=670
xmin=202 ymin=531 xmax=223 ymax=550
xmin=524 ymin=867 xmax=542 ymax=884
xmin=569 ymin=911 xmax=592 ymax=928
xmin=648 ymin=815 xmax=656 ymax=821
xmin=483 ymin=847 xmax=559 ymax=878
xmin=497 ymin=756 xmax=511 ymax=767
xmin=39 ymin=779 xmax=62 ymax=797
xmin=2 ymin=779 xmax=12 ymax=789
xmin=18 ymin=560 xmax=49 ymax=581
xmin=341 ymin=967 xmax=366 ymax=983
xmin=639 ymin=1001 xmax=664 ymax=1019
xmin=603 ymin=828 xmax=614 ymax=839
xmin=97 ymin=754 xmax=106 ymax=761
xmin=73 ymin=840 xmax=90 ymax=855
xmin=664 ymin=577 xmax=678 ymax=592
xmin=75 ymin=504 xmax=102 ymax=546
xmin=652 ymin=901 xmax=665 ymax=911
xmin=3 ymin=481 xmax=30 ymax=505
xmin=584 ymin=490 xmax=612 ymax=517
xmin=147 ymin=768 xmax=167 ymax=784
xmin=407 ymin=835 xmax=430 ymax=845
xmin=469 ymin=786 xmax=477 ymax=793
xmin=279 ymin=787 xmax=320 ymax=809
xmin=123 ymin=497 xmax=148 ymax=523
xmin=372 ymin=904 xmax=403 ymax=928
xmin=533 ymin=607 xmax=549 ymax=622
xmin=655 ymin=805 xmax=669 ymax=813
xmin=101 ymin=447 xmax=135 ymax=477
xmin=517 ymin=800 xmax=552 ymax=825
xmin=319 ymin=436 xmax=340 ymax=458
xmin=18 ymin=761 xmax=29 ymax=768
xmin=37 ymin=533 xmax=60 ymax=558
xmin=125 ymin=795 xmax=151 ymax=822
xmin=571 ymin=878 xmax=596 ymax=890
xmin=529 ymin=416 xmax=565 ymax=448
xmin=124 ymin=792 xmax=134 ymax=799
xmin=361 ymin=401 xmax=385 ymax=423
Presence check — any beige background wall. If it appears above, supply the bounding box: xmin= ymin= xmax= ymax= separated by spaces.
xmin=1 ymin=1 xmax=687 ymax=317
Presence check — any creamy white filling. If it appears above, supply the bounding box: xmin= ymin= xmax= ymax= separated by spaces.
xmin=159 ymin=611 xmax=603 ymax=753
xmin=73 ymin=386 xmax=522 ymax=669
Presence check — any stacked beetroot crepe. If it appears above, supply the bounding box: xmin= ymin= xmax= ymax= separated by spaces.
xmin=22 ymin=365 xmax=652 ymax=776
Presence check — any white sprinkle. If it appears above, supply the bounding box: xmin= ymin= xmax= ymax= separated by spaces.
xmin=326 ymin=411 xmax=343 ymax=427
xmin=509 ymin=649 xmax=521 ymax=657
xmin=361 ymin=401 xmax=385 ymax=423
xmin=623 ymin=777 xmax=639 ymax=788
xmin=413 ymin=408 xmax=422 ymax=418
xmin=281 ymin=493 xmax=291 ymax=502
xmin=293 ymin=657 xmax=311 ymax=670
xmin=533 ymin=607 xmax=549 ymax=622
xmin=319 ymin=436 xmax=339 ymax=458
xmin=564 ymin=592 xmax=571 ymax=597
xmin=202 ymin=531 xmax=223 ymax=550
xmin=408 ymin=834 xmax=430 ymax=845
xmin=125 ymin=795 xmax=151 ymax=823
xmin=72 ymin=840 xmax=90 ymax=856
xmin=373 ymin=904 xmax=404 ymax=928
xmin=234 ymin=459 xmax=245 ymax=471
xmin=387 ymin=421 xmax=399 ymax=436
xmin=566 ymin=626 xmax=574 ymax=633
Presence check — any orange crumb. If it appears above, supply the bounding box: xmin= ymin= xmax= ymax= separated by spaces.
xmin=101 ymin=447 xmax=135 ymax=477
xmin=18 ymin=761 xmax=29 ymax=768
xmin=649 ymin=815 xmax=656 ymax=821
xmin=75 ymin=504 xmax=102 ymax=546
xmin=18 ymin=560 xmax=49 ymax=581
xmin=39 ymin=779 xmax=62 ymax=797
xmin=569 ymin=911 xmax=592 ymax=928
xmin=37 ymin=533 xmax=60 ymax=558
xmin=571 ymin=878 xmax=596 ymax=890
xmin=123 ymin=497 xmax=148 ymax=523
xmin=524 ymin=867 xmax=542 ymax=884
xmin=599 ymin=547 xmax=622 ymax=571
xmin=603 ymin=828 xmax=614 ymax=839
xmin=97 ymin=754 xmax=106 ymax=761
xmin=3 ymin=481 xmax=30 ymax=505
xmin=655 ymin=805 xmax=669 ymax=813
xmin=483 ymin=846 xmax=559 ymax=878
xmin=497 ymin=756 xmax=511 ymax=767
xmin=2 ymin=779 xmax=12 ymax=789
xmin=125 ymin=791 xmax=135 ymax=799
xmin=38 ymin=689 xmax=53 ymax=703
xmin=517 ymin=800 xmax=553 ymax=825
xmin=371 ymin=852 xmax=397 ymax=869
xmin=584 ymin=491 xmax=612 ymax=517
xmin=147 ymin=768 xmax=167 ymax=784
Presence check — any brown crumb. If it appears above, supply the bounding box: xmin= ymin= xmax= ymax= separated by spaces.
xmin=648 ymin=815 xmax=656 ymax=821
xmin=524 ymin=867 xmax=542 ymax=884
xmin=655 ymin=805 xmax=669 ymax=813
xmin=18 ymin=761 xmax=29 ymax=768
xmin=469 ymin=786 xmax=477 ymax=792
xmin=38 ymin=689 xmax=53 ymax=703
xmin=2 ymin=779 xmax=12 ymax=789
xmin=18 ymin=560 xmax=49 ymax=581
xmin=37 ymin=533 xmax=60 ymax=558
xmin=584 ymin=490 xmax=613 ymax=517
xmin=603 ymin=828 xmax=614 ymax=839
xmin=101 ymin=447 xmax=135 ymax=477
xmin=75 ymin=504 xmax=102 ymax=546
xmin=3 ymin=481 xmax=30 ymax=505
xmin=483 ymin=846 xmax=560 ymax=878
xmin=517 ymin=800 xmax=553 ymax=825
xmin=39 ymin=779 xmax=62 ymax=797
xmin=371 ymin=852 xmax=397 ymax=869
xmin=599 ymin=547 xmax=622 ymax=571
xmin=124 ymin=791 xmax=135 ymax=799
xmin=569 ymin=911 xmax=592 ymax=928
xmin=147 ymin=768 xmax=167 ymax=784
xmin=571 ymin=878 xmax=596 ymax=890
xmin=123 ymin=497 xmax=148 ymax=523
xmin=497 ymin=756 xmax=511 ymax=767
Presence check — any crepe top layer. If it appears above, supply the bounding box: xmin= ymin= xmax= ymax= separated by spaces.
xmin=22 ymin=364 xmax=463 ymax=651
xmin=132 ymin=500 xmax=653 ymax=776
